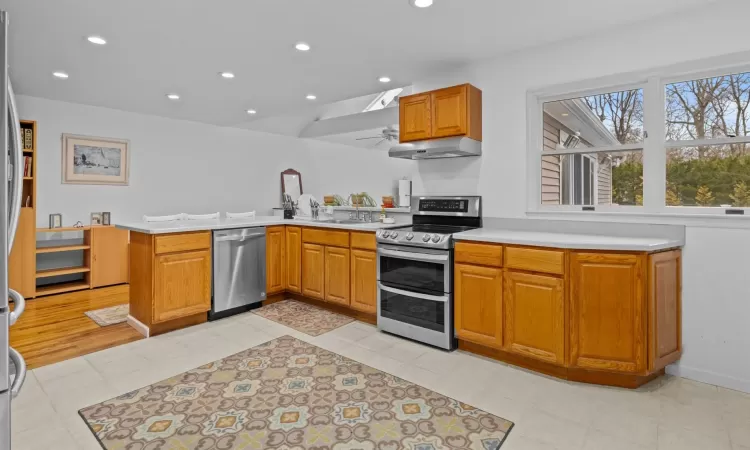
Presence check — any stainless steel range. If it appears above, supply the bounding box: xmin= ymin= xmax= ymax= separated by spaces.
xmin=376 ymin=196 xmax=481 ymax=350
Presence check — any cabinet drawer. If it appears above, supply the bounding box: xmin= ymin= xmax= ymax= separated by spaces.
xmin=302 ymin=227 xmax=350 ymax=247
xmin=154 ymin=232 xmax=211 ymax=255
xmin=505 ymin=246 xmax=564 ymax=275
xmin=455 ymin=242 xmax=503 ymax=267
xmin=350 ymin=231 xmax=376 ymax=251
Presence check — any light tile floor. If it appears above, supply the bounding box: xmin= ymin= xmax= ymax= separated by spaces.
xmin=10 ymin=310 xmax=750 ymax=450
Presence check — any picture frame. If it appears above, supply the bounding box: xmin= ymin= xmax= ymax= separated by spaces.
xmin=49 ymin=213 xmax=62 ymax=229
xmin=62 ymin=134 xmax=130 ymax=186
xmin=102 ymin=212 xmax=111 ymax=226
xmin=91 ymin=212 xmax=103 ymax=225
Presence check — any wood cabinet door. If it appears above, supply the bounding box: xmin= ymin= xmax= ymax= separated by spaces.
xmin=399 ymin=93 xmax=432 ymax=142
xmin=153 ymin=250 xmax=211 ymax=323
xmin=504 ymin=271 xmax=565 ymax=365
xmin=350 ymin=249 xmax=377 ymax=314
xmin=266 ymin=226 xmax=286 ymax=295
xmin=286 ymin=226 xmax=302 ymax=293
xmin=8 ymin=208 xmax=35 ymax=298
xmin=648 ymin=250 xmax=682 ymax=370
xmin=325 ymin=246 xmax=350 ymax=305
xmin=431 ymin=85 xmax=467 ymax=139
xmin=569 ymin=252 xmax=646 ymax=373
xmin=91 ymin=226 xmax=130 ymax=288
xmin=302 ymin=243 xmax=325 ymax=300
xmin=454 ymin=264 xmax=503 ymax=348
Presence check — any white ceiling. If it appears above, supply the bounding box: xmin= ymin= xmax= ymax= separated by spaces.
xmin=3 ymin=0 xmax=722 ymax=129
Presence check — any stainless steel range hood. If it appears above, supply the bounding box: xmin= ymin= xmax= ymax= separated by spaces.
xmin=389 ymin=136 xmax=482 ymax=160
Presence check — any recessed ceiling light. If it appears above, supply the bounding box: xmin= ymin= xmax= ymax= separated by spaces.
xmin=561 ymin=113 xmax=569 ymax=117
xmin=52 ymin=71 xmax=69 ymax=79
xmin=87 ymin=36 xmax=106 ymax=45
xmin=220 ymin=72 xmax=235 ymax=79
xmin=379 ymin=76 xmax=391 ymax=83
xmin=166 ymin=94 xmax=180 ymax=100
xmin=410 ymin=0 xmax=433 ymax=8
xmin=306 ymin=95 xmax=317 ymax=100
xmin=246 ymin=109 xmax=257 ymax=114
xmin=295 ymin=42 xmax=311 ymax=52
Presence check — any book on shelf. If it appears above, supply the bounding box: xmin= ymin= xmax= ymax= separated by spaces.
xmin=23 ymin=128 xmax=32 ymax=150
xmin=23 ymin=156 xmax=32 ymax=177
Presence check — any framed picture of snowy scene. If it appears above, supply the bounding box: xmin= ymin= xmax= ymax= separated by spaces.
xmin=62 ymin=134 xmax=130 ymax=185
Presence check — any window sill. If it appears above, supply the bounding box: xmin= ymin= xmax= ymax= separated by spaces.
xmin=527 ymin=208 xmax=750 ymax=229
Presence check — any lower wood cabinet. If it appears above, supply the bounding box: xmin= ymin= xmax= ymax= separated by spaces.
xmin=302 ymin=242 xmax=325 ymax=300
xmin=266 ymin=226 xmax=286 ymax=295
xmin=350 ymin=249 xmax=377 ymax=314
xmin=153 ymin=249 xmax=211 ymax=323
xmin=286 ymin=227 xmax=302 ymax=293
xmin=503 ymin=271 xmax=564 ymax=365
xmin=325 ymin=246 xmax=350 ymax=305
xmin=454 ymin=264 xmax=503 ymax=348
xmin=569 ymin=252 xmax=646 ymax=373
xmin=8 ymin=208 xmax=35 ymax=298
xmin=92 ymin=226 xmax=130 ymax=288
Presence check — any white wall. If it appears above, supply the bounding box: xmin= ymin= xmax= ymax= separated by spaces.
xmin=410 ymin=2 xmax=750 ymax=392
xmin=17 ymin=95 xmax=411 ymax=224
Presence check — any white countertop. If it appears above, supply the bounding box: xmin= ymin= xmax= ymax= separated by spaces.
xmin=454 ymin=228 xmax=684 ymax=251
xmin=116 ymin=216 xmax=410 ymax=235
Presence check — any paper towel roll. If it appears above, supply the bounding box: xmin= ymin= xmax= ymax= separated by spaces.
xmin=399 ymin=179 xmax=412 ymax=207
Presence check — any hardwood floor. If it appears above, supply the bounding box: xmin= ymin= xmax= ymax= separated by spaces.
xmin=9 ymin=284 xmax=143 ymax=369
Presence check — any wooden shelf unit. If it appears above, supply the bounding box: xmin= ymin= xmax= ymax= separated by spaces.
xmin=36 ymin=266 xmax=91 ymax=278
xmin=34 ymin=281 xmax=91 ymax=296
xmin=36 ymin=245 xmax=91 ymax=254
xmin=9 ymin=121 xmax=37 ymax=299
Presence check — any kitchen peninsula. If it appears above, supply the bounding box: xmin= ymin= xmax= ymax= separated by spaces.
xmin=117 ymin=216 xmax=407 ymax=337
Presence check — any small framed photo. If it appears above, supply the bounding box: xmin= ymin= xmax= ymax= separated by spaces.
xmin=91 ymin=212 xmax=103 ymax=225
xmin=49 ymin=213 xmax=62 ymax=229
xmin=102 ymin=212 xmax=111 ymax=226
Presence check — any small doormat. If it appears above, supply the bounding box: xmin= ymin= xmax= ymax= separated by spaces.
xmin=79 ymin=335 xmax=514 ymax=449
xmin=85 ymin=304 xmax=129 ymax=327
xmin=252 ymin=299 xmax=354 ymax=336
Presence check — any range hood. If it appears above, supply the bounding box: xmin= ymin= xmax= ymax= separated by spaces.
xmin=389 ymin=136 xmax=482 ymax=160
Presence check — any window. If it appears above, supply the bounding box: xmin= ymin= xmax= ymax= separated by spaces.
xmin=540 ymin=88 xmax=644 ymax=207
xmin=666 ymin=72 xmax=750 ymax=208
xmin=532 ymin=64 xmax=750 ymax=215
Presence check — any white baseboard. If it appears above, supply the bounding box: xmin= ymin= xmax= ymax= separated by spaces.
xmin=667 ymin=364 xmax=750 ymax=394
xmin=126 ymin=315 xmax=150 ymax=338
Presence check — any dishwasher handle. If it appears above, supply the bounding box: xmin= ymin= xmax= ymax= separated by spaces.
xmin=214 ymin=232 xmax=265 ymax=242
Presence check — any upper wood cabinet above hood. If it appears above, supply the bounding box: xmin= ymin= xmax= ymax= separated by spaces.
xmin=399 ymin=83 xmax=482 ymax=143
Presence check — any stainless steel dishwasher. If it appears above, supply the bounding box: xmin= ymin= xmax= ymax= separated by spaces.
xmin=210 ymin=227 xmax=267 ymax=320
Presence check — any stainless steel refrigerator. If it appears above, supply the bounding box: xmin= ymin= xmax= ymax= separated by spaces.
xmin=0 ymin=10 xmax=28 ymax=450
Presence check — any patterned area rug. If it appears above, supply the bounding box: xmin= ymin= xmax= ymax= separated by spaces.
xmin=79 ymin=336 xmax=514 ymax=449
xmin=252 ymin=299 xmax=354 ymax=336
xmin=84 ymin=304 xmax=129 ymax=327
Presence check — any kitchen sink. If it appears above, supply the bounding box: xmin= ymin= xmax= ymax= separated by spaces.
xmin=332 ymin=219 xmax=372 ymax=225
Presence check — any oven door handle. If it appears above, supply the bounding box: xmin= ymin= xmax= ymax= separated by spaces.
xmin=379 ymin=283 xmax=449 ymax=303
xmin=377 ymin=248 xmax=449 ymax=263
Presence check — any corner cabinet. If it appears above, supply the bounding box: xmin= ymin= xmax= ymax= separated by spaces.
xmin=454 ymin=241 xmax=682 ymax=389
xmin=399 ymin=83 xmax=482 ymax=143
xmin=569 ymin=252 xmax=646 ymax=373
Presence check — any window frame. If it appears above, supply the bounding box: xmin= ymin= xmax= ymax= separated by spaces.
xmin=528 ymin=59 xmax=750 ymax=217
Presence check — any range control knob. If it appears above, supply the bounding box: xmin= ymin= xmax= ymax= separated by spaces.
xmin=405 ymin=232 xmax=414 ymax=241
xmin=390 ymin=232 xmax=399 ymax=239
xmin=376 ymin=230 xmax=383 ymax=238
xmin=432 ymin=234 xmax=442 ymax=243
xmin=382 ymin=230 xmax=390 ymax=238
xmin=422 ymin=234 xmax=432 ymax=242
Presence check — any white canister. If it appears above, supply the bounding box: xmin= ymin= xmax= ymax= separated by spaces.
xmin=399 ymin=179 xmax=412 ymax=207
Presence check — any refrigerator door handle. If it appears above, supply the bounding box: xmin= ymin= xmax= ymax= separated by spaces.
xmin=6 ymin=81 xmax=22 ymax=251
xmin=7 ymin=347 xmax=26 ymax=399
xmin=8 ymin=288 xmax=24 ymax=325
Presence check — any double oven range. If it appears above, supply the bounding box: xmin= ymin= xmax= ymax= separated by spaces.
xmin=376 ymin=196 xmax=481 ymax=350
